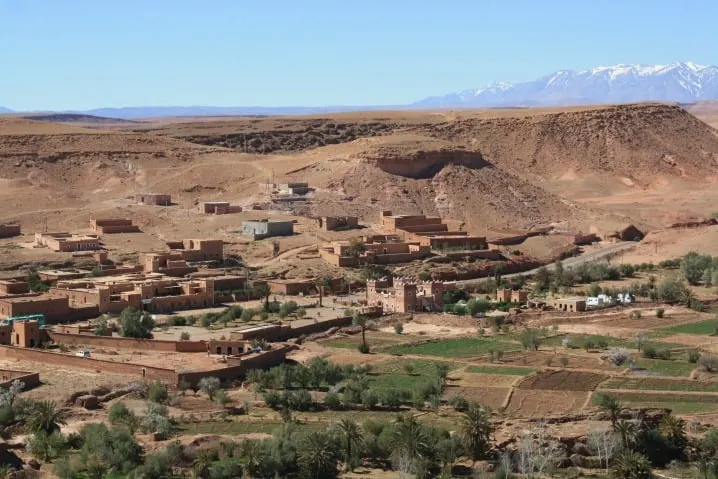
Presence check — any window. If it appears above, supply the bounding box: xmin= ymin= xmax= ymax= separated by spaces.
xmin=216 ymin=347 xmax=221 ymax=354
xmin=227 ymin=347 xmax=232 ymax=355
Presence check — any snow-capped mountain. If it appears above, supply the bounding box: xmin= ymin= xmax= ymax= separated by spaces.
xmin=415 ymin=62 xmax=718 ymax=107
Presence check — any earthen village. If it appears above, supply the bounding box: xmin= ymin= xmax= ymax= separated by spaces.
xmin=0 ymin=98 xmax=717 ymax=479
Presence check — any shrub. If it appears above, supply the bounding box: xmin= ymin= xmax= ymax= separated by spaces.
xmin=544 ymin=357 xmax=553 ymax=367
xmin=656 ymin=308 xmax=665 ymax=318
xmin=607 ymin=348 xmax=632 ymax=366
xmin=263 ymin=391 xmax=283 ymax=409
xmin=362 ymin=390 xmax=379 ymax=409
xmin=520 ymin=328 xmax=541 ymax=351
xmin=240 ymin=309 xmax=254 ymax=322
xmin=296 ymin=307 xmax=307 ymax=319
xmin=698 ymin=355 xmax=718 ymax=373
xmin=394 ymin=322 xmax=404 ymax=335
xmin=214 ymin=390 xmax=232 ymax=407
xmin=687 ymin=350 xmax=701 ymax=363
xmin=260 ymin=312 xmax=269 ymax=321
xmin=179 ymin=331 xmax=190 ymax=341
xmin=630 ymin=310 xmax=642 ymax=320
xmin=449 ymin=395 xmax=469 ymax=411
xmin=148 ymin=381 xmax=169 ymax=404
xmin=597 ymin=338 xmax=609 ymax=349
xmin=324 ymin=391 xmax=341 ymax=410
xmin=108 ymin=402 xmax=138 ymax=433
xmin=357 ymin=342 xmax=370 ymax=354
xmin=119 ymin=307 xmax=155 ymax=339
xmin=559 ymin=356 xmax=569 ymax=368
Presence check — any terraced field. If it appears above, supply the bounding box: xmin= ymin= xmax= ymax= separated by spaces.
xmin=383 ymin=337 xmax=520 ymax=358
xmin=600 ymin=377 xmax=718 ymax=392
xmin=518 ymin=370 xmax=608 ymax=391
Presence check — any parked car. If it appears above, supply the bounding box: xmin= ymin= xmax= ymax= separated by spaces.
xmin=75 ymin=349 xmax=91 ymax=358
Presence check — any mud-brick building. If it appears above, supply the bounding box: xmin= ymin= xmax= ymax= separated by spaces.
xmin=90 ymin=218 xmax=140 ymax=234
xmin=34 ymin=233 xmax=101 ymax=252
xmin=0 ymin=295 xmax=70 ymax=322
xmin=241 ymin=220 xmax=294 ymax=240
xmin=0 ymin=224 xmax=21 ymax=238
xmin=366 ymin=277 xmax=455 ymax=313
xmin=136 ymin=193 xmax=172 ymax=206
xmin=165 ymin=239 xmax=224 ymax=262
xmin=318 ymin=216 xmax=359 ymax=231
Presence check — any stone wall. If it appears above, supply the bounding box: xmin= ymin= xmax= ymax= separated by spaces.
xmin=47 ymin=332 xmax=207 ymax=353
xmin=0 ymin=369 xmax=40 ymax=389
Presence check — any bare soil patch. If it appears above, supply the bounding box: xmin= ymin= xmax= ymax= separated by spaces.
xmin=505 ymin=389 xmax=589 ymax=417
xmin=442 ymin=386 xmax=510 ymax=410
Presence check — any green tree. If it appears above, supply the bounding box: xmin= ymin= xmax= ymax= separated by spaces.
xmin=391 ymin=416 xmax=429 ymax=475
xmin=27 ymin=431 xmax=67 ymax=462
xmin=26 ymin=400 xmax=67 ymax=434
xmin=659 ymin=414 xmax=688 ymax=452
xmin=297 ymin=430 xmax=340 ymax=479
xmin=336 ymin=418 xmax=363 ymax=471
xmin=27 ymin=269 xmax=49 ymax=293
xmin=611 ymin=450 xmax=651 ymax=479
xmin=198 ymin=376 xmax=221 ymax=401
xmin=93 ymin=316 xmax=110 ymax=336
xmin=108 ymin=402 xmax=139 ymax=433
xmin=459 ymin=404 xmax=493 ymax=460
xmin=466 ymin=298 xmax=490 ymax=316
xmin=534 ymin=266 xmax=552 ymax=292
xmin=588 ymin=283 xmax=602 ymax=297
xmin=147 ymin=380 xmax=169 ymax=404
xmin=656 ymin=276 xmax=690 ymax=303
xmin=316 ymin=276 xmax=333 ymax=307
xmin=180 ymin=331 xmax=191 ymax=341
xmin=119 ymin=307 xmax=155 ymax=339
xmin=253 ymin=283 xmax=271 ymax=312
xmin=681 ymin=252 xmax=713 ymax=285
xmin=520 ymin=328 xmax=542 ymax=351
xmin=353 ymin=314 xmax=369 ymax=350
xmin=79 ymin=423 xmax=142 ymax=475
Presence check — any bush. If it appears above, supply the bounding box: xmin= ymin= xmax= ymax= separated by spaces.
xmin=466 ymin=298 xmax=490 ymax=316
xmin=260 ymin=312 xmax=269 ymax=321
xmin=296 ymin=307 xmax=307 ymax=319
xmin=607 ymin=348 xmax=632 ymax=366
xmin=179 ymin=331 xmax=190 ymax=341
xmin=520 ymin=328 xmax=542 ymax=351
xmin=240 ymin=309 xmax=254 ymax=322
xmin=687 ymin=350 xmax=701 ymax=363
xmin=198 ymin=377 xmax=221 ymax=400
xmin=357 ymin=342 xmax=370 ymax=354
xmin=148 ymin=380 xmax=169 ymax=404
xmin=119 ymin=307 xmax=155 ymax=339
xmin=656 ymin=308 xmax=665 ymax=318
xmin=698 ymin=355 xmax=718 ymax=373
xmin=449 ymin=395 xmax=469 ymax=411
xmin=324 ymin=391 xmax=341 ymax=410
xmin=108 ymin=402 xmax=138 ymax=432
xmin=394 ymin=322 xmax=404 ymax=335
xmin=263 ymin=391 xmax=282 ymax=409
xmin=629 ymin=310 xmax=642 ymax=320
xmin=362 ymin=390 xmax=379 ymax=409
xmin=559 ymin=356 xmax=569 ymax=368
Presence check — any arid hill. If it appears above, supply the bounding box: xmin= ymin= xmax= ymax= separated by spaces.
xmin=422 ymin=103 xmax=718 ymax=184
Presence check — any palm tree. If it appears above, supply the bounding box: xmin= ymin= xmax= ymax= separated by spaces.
xmin=192 ymin=450 xmax=213 ymax=479
xmin=336 ymin=418 xmax=363 ymax=471
xmin=459 ymin=404 xmax=493 ymax=460
xmin=611 ymin=450 xmax=651 ymax=479
xmin=660 ymin=414 xmax=687 ymax=450
xmin=241 ymin=439 xmax=265 ymax=479
xmin=353 ymin=315 xmax=368 ymax=347
xmin=26 ymin=400 xmax=67 ymax=434
xmin=613 ymin=419 xmax=637 ymax=451
xmin=297 ymin=430 xmax=340 ymax=479
xmin=391 ymin=416 xmax=429 ymax=467
xmin=596 ymin=393 xmax=622 ymax=426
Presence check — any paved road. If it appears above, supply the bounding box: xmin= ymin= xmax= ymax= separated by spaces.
xmin=456 ymin=241 xmax=639 ymax=285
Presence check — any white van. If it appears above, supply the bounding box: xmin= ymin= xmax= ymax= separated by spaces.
xmin=75 ymin=349 xmax=91 ymax=358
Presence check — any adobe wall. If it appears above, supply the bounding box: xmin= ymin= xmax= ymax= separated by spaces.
xmin=267 ymin=281 xmax=314 ymax=296
xmin=282 ymin=315 xmax=353 ymax=339
xmin=0 ymin=296 xmax=70 ymax=322
xmin=0 ymin=370 xmax=40 ymax=389
xmin=47 ymin=332 xmax=206 ymax=352
xmin=0 ymin=346 xmax=178 ymax=383
xmin=178 ymin=346 xmax=289 ymax=387
xmin=0 ymin=224 xmax=21 ymax=238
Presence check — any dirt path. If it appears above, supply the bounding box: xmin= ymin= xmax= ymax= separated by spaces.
xmin=247 ymin=244 xmax=318 ymax=268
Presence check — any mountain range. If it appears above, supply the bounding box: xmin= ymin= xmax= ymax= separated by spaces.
xmin=415 ymin=62 xmax=718 ymax=107
xmin=2 ymin=62 xmax=718 ymax=118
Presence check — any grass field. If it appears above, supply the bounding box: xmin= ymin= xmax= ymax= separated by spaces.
xmin=370 ymin=359 xmax=460 ymax=389
xmin=633 ymin=358 xmax=696 ymax=377
xmin=599 ymin=377 xmax=718 ymax=393
xmin=383 ymin=338 xmax=519 ymax=358
xmin=594 ymin=392 xmax=718 ymax=414
xmin=178 ymin=420 xmax=291 ymax=435
xmin=542 ymin=334 xmax=682 ymax=351
xmin=661 ymin=319 xmax=718 ymax=336
xmin=466 ymin=365 xmax=536 ymax=376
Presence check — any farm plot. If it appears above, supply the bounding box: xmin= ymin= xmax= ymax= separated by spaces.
xmin=321 ymin=330 xmax=412 ymax=350
xmin=661 ymin=319 xmax=718 ymax=335
xmin=632 ymin=358 xmax=696 ymax=377
xmin=443 ymin=387 xmax=511 ymax=410
xmin=594 ymin=312 xmax=703 ymax=330
xmin=383 ymin=337 xmax=519 ymax=358
xmin=498 ymin=351 xmax=617 ymax=371
xmin=368 ymin=358 xmax=461 ymax=391
xmin=518 ymin=370 xmax=607 ymax=391
xmin=594 ymin=391 xmax=718 ymax=414
xmin=466 ymin=365 xmax=536 ymax=376
xmin=505 ymin=389 xmax=589 ymax=417
xmin=599 ymin=377 xmax=718 ymax=393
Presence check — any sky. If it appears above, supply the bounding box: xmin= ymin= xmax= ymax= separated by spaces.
xmin=2 ymin=0 xmax=718 ymax=110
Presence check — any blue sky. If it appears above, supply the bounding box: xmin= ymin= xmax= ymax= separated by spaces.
xmin=2 ymin=0 xmax=717 ymax=110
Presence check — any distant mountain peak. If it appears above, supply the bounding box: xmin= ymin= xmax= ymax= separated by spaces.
xmin=416 ymin=61 xmax=718 ymax=107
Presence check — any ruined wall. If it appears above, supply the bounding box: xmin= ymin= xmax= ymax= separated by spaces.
xmin=0 ymin=369 xmax=40 ymax=389
xmin=0 ymin=224 xmax=21 ymax=238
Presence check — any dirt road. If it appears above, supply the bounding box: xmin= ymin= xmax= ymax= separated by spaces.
xmin=456 ymin=241 xmax=638 ymax=285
